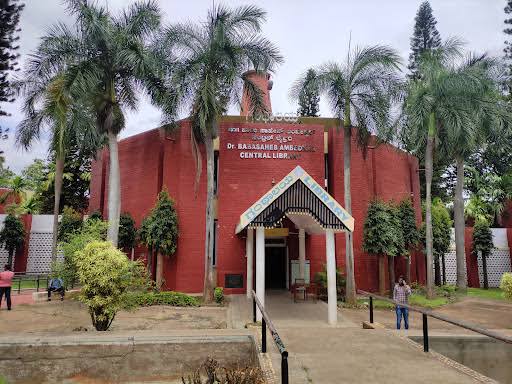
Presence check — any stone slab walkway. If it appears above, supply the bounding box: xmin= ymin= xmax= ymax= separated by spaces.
xmin=229 ymin=292 xmax=488 ymax=384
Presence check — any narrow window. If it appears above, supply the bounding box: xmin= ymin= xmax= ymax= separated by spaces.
xmin=212 ymin=219 xmax=218 ymax=266
xmin=214 ymin=151 xmax=219 ymax=195
xmin=324 ymin=154 xmax=329 ymax=191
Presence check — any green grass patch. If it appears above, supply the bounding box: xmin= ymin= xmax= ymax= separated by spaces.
xmin=358 ymin=293 xmax=449 ymax=309
xmin=12 ymin=278 xmax=47 ymax=290
xmin=122 ymin=291 xmax=200 ymax=310
xmin=466 ymin=288 xmax=506 ymax=301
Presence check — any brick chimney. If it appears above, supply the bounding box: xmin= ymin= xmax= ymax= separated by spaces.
xmin=240 ymin=70 xmax=273 ymax=117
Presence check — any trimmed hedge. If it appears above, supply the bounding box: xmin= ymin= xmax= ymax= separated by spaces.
xmin=123 ymin=291 xmax=200 ymax=309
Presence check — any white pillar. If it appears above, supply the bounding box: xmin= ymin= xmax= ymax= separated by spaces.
xmin=256 ymin=226 xmax=265 ymax=321
xmin=246 ymin=228 xmax=254 ymax=299
xmin=299 ymin=228 xmax=306 ymax=281
xmin=326 ymin=229 xmax=337 ymax=325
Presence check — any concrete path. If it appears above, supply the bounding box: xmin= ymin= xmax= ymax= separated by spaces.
xmin=229 ymin=292 xmax=487 ymax=384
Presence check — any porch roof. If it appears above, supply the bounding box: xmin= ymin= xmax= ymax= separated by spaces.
xmin=234 ymin=166 xmax=354 ymax=234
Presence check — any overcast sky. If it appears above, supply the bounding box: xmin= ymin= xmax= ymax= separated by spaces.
xmin=0 ymin=0 xmax=504 ymax=173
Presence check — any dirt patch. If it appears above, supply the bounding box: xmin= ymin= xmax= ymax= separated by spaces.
xmin=343 ymin=296 xmax=512 ymax=331
xmin=0 ymin=300 xmax=227 ymax=334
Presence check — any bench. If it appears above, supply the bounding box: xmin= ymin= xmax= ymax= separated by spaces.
xmin=32 ymin=289 xmax=80 ymax=303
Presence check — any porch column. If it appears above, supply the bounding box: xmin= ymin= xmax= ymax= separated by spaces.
xmin=326 ymin=229 xmax=337 ymax=325
xmin=246 ymin=228 xmax=254 ymax=299
xmin=256 ymin=226 xmax=265 ymax=321
xmin=299 ymin=228 xmax=306 ymax=281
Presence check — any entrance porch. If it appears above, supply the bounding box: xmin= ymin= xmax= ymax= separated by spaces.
xmin=235 ymin=166 xmax=354 ymax=325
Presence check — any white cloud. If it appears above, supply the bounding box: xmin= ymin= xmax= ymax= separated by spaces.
xmin=1 ymin=0 xmax=505 ymax=172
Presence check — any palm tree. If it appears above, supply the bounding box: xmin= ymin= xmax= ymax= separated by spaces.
xmin=291 ymin=45 xmax=402 ymax=304
xmin=24 ymin=0 xmax=174 ymax=246
xmin=446 ymin=54 xmax=512 ymax=290
xmin=402 ymin=38 xmax=468 ymax=298
xmin=159 ymin=4 xmax=282 ymax=301
xmin=15 ymin=72 xmax=98 ymax=261
xmin=0 ymin=175 xmax=28 ymax=204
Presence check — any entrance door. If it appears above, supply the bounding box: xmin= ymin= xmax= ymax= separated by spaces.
xmin=265 ymin=247 xmax=286 ymax=289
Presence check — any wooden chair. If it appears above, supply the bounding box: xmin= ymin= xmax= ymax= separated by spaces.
xmin=307 ymin=282 xmax=318 ymax=303
xmin=292 ymin=278 xmax=307 ymax=302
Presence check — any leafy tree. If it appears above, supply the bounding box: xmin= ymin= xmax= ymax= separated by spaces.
xmin=20 ymin=159 xmax=47 ymax=192
xmin=297 ymin=69 xmax=320 ymax=117
xmin=57 ymin=206 xmax=82 ymax=242
xmin=0 ymin=166 xmax=14 ymax=187
xmin=0 ymin=0 xmax=24 ymax=149
xmin=26 ymin=1 xmax=174 ymax=246
xmin=472 ymin=219 xmax=493 ymax=289
xmin=501 ymin=272 xmax=512 ymax=299
xmin=118 ymin=213 xmax=137 ymax=252
xmin=0 ymin=213 xmax=25 ymax=265
xmin=74 ymin=241 xmax=147 ymax=331
xmin=292 ymin=45 xmax=402 ymax=304
xmin=408 ymin=1 xmax=441 ymax=78
xmin=138 ymin=190 xmax=179 ymax=288
xmin=398 ymin=199 xmax=420 ymax=282
xmin=160 ymin=4 xmax=282 ymax=301
xmin=363 ymin=200 xmax=406 ymax=297
xmin=422 ymin=198 xmax=451 ymax=286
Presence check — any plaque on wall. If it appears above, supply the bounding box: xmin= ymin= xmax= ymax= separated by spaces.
xmin=225 ymin=274 xmax=244 ymax=288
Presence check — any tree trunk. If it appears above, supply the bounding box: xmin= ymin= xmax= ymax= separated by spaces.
xmin=156 ymin=252 xmax=164 ymax=289
xmin=441 ymin=253 xmax=446 ymax=285
xmin=378 ymin=255 xmax=385 ymax=295
xmin=203 ymin=137 xmax=215 ymax=303
xmin=343 ymin=125 xmax=356 ymax=305
xmin=454 ymin=155 xmax=467 ymax=291
xmin=388 ymin=256 xmax=395 ymax=299
xmin=106 ymin=131 xmax=121 ymax=246
xmin=406 ymin=255 xmax=411 ymax=284
xmin=51 ymin=157 xmax=65 ymax=261
xmin=482 ymin=251 xmax=489 ymax=290
xmin=152 ymin=249 xmax=157 ymax=283
xmin=424 ymin=116 xmax=435 ymax=299
xmin=147 ymin=246 xmax=153 ymax=278
xmin=434 ymin=257 xmax=441 ymax=286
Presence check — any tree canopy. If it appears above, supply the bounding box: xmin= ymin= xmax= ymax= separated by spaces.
xmin=297 ymin=69 xmax=320 ymax=117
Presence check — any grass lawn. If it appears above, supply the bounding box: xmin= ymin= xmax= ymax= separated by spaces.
xmin=466 ymin=287 xmax=506 ymax=301
xmin=358 ymin=293 xmax=449 ymax=309
xmin=12 ymin=278 xmax=48 ymax=290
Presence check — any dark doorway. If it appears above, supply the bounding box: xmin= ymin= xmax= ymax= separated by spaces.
xmin=265 ymin=246 xmax=286 ymax=289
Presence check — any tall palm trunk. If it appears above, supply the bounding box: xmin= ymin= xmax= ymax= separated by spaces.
xmin=388 ymin=256 xmax=395 ymax=299
xmin=203 ymin=136 xmax=215 ymax=302
xmin=107 ymin=131 xmax=121 ymax=246
xmin=454 ymin=155 xmax=467 ymax=291
xmin=51 ymin=157 xmax=65 ymax=261
xmin=424 ymin=113 xmax=435 ymax=299
xmin=343 ymin=121 xmax=356 ymax=305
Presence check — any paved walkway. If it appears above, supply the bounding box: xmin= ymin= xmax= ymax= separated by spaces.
xmin=229 ymin=291 xmax=487 ymax=384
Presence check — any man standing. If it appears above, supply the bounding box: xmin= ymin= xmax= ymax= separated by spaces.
xmin=393 ymin=275 xmax=412 ymax=330
xmin=0 ymin=264 xmax=14 ymax=310
xmin=48 ymin=277 xmax=65 ymax=301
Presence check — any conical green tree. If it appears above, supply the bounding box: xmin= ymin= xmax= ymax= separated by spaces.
xmin=297 ymin=69 xmax=320 ymax=117
xmin=472 ymin=219 xmax=493 ymax=290
xmin=0 ymin=214 xmax=25 ymax=266
xmin=408 ymin=1 xmax=441 ymax=78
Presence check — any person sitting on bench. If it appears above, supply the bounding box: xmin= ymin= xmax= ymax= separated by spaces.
xmin=48 ymin=277 xmax=65 ymax=301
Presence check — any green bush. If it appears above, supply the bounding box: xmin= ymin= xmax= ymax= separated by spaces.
xmin=123 ymin=291 xmax=200 ymax=309
xmin=500 ymin=273 xmax=512 ymax=300
xmin=57 ymin=218 xmax=107 ymax=288
xmin=314 ymin=265 xmax=346 ymax=297
xmin=75 ymin=241 xmax=147 ymax=331
xmin=214 ymin=287 xmax=224 ymax=304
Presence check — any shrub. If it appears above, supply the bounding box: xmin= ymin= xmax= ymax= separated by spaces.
xmin=118 ymin=212 xmax=137 ymax=251
xmin=0 ymin=213 xmax=25 ymax=265
xmin=314 ymin=265 xmax=346 ymax=297
xmin=58 ymin=218 xmax=107 ymax=288
xmin=122 ymin=290 xmax=200 ymax=309
xmin=214 ymin=287 xmax=224 ymax=304
xmin=58 ymin=206 xmax=82 ymax=242
xmin=182 ymin=358 xmax=264 ymax=384
xmin=500 ymin=273 xmax=512 ymax=300
xmin=75 ymin=241 xmax=147 ymax=331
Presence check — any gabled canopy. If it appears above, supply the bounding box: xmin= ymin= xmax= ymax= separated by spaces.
xmin=235 ymin=166 xmax=354 ymax=234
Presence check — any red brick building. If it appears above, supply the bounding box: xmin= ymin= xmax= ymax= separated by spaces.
xmin=88 ymin=73 xmax=425 ymax=298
